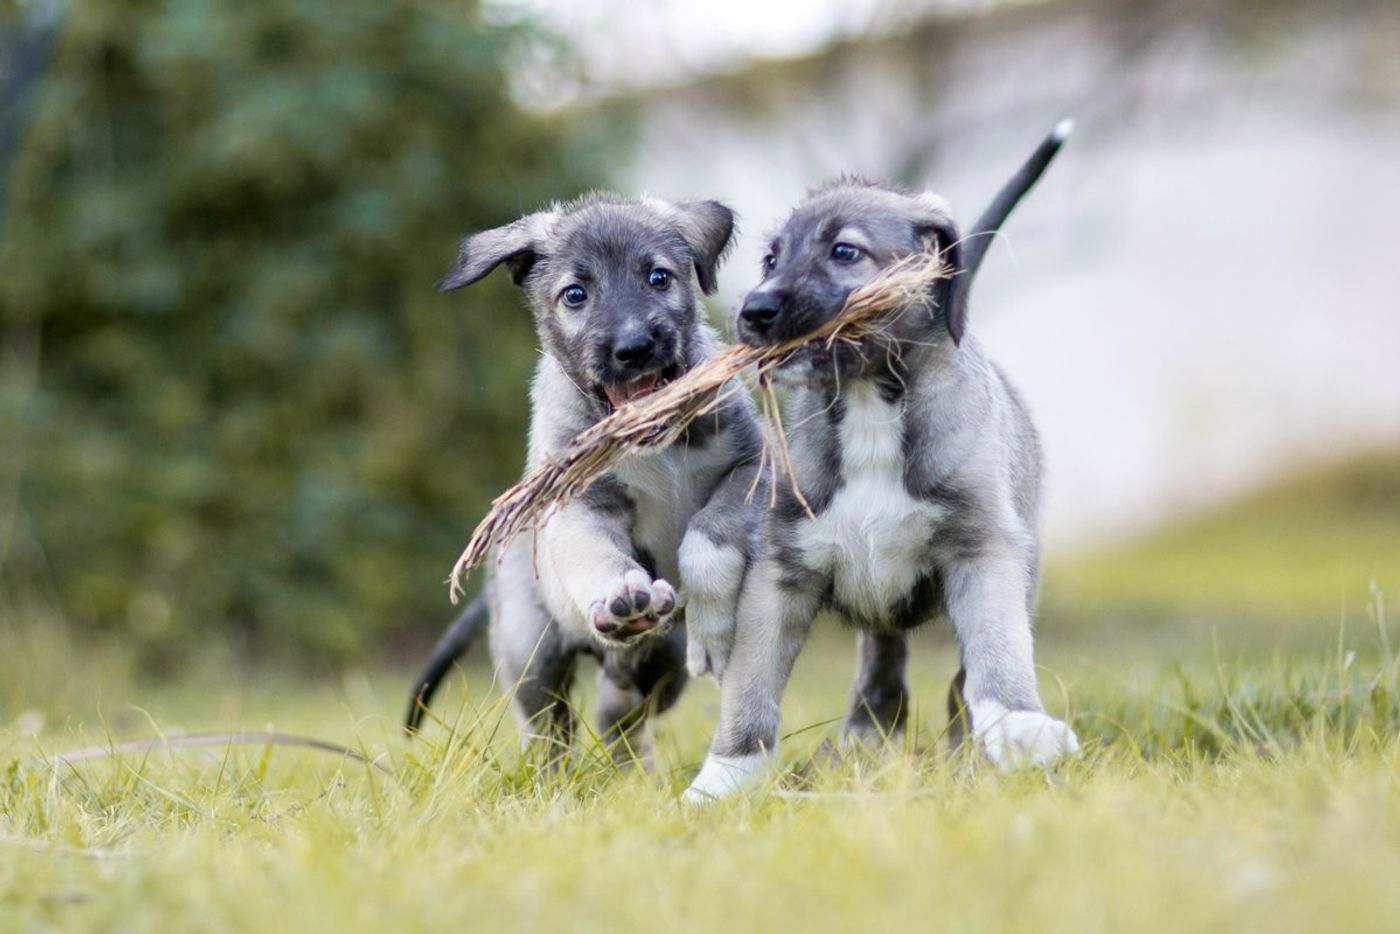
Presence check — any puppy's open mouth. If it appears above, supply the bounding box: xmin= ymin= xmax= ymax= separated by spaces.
xmin=599 ymin=366 xmax=680 ymax=411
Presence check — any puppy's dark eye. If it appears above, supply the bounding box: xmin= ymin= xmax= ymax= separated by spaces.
xmin=761 ymin=254 xmax=776 ymax=274
xmin=831 ymin=243 xmax=861 ymax=263
xmin=561 ymin=285 xmax=587 ymax=307
xmin=647 ymin=268 xmax=672 ymax=290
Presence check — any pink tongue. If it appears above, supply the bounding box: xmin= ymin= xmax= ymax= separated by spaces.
xmin=604 ymin=373 xmax=659 ymax=408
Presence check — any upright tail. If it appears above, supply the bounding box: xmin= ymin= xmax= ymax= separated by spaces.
xmin=938 ymin=119 xmax=1072 ymax=345
xmin=403 ymin=593 xmax=490 ymax=734
xmin=963 ymin=118 xmax=1073 ymax=281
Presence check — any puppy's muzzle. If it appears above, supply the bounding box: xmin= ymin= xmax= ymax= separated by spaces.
xmin=737 ymin=291 xmax=786 ymax=343
xmin=612 ymin=332 xmax=657 ymax=370
xmin=597 ymin=325 xmax=681 ymax=410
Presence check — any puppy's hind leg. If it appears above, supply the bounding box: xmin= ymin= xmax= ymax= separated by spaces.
xmin=594 ymin=628 xmax=688 ymax=770
xmin=841 ymin=630 xmax=911 ymax=748
xmin=490 ymin=577 xmax=579 ymax=763
xmin=945 ymin=665 xmax=969 ymax=752
xmin=502 ymin=650 xmax=577 ymax=764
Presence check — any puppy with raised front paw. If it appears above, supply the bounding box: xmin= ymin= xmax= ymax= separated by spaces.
xmin=404 ymin=194 xmax=764 ymax=766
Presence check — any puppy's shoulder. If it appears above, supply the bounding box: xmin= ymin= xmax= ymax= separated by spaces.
xmin=526 ymin=356 xmax=597 ymax=464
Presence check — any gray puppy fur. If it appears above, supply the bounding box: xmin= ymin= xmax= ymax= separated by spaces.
xmin=686 ymin=126 xmax=1080 ymax=800
xmin=408 ymin=193 xmax=764 ymax=763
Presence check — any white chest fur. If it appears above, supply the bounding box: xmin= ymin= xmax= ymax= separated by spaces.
xmin=798 ymin=382 xmax=945 ymax=620
xmin=612 ymin=437 xmax=727 ymax=581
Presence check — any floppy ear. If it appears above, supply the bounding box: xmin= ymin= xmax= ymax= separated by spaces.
xmin=672 ymin=200 xmax=736 ymax=295
xmin=436 ymin=212 xmax=555 ymax=292
xmin=914 ymin=200 xmax=969 ymax=346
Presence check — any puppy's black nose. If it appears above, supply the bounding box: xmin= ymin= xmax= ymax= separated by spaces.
xmin=613 ymin=333 xmax=656 ymax=367
xmin=739 ymin=292 xmax=784 ymax=333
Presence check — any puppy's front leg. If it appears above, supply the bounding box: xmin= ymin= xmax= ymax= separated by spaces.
xmin=683 ymin=555 xmax=820 ymax=803
xmin=678 ymin=461 xmax=761 ymax=679
xmin=537 ymin=499 xmax=675 ymax=642
xmin=943 ymin=553 xmax=1079 ymax=771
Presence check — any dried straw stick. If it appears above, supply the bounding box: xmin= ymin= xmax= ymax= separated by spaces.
xmin=447 ymin=250 xmax=949 ymax=601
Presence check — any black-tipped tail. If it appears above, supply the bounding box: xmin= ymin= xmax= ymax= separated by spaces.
xmin=964 ymin=118 xmax=1073 ymax=280
xmin=403 ymin=594 xmax=490 ymax=734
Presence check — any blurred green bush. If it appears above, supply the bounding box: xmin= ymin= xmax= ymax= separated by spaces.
xmin=0 ymin=0 xmax=616 ymax=666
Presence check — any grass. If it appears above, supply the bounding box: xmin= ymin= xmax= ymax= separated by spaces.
xmin=2 ymin=615 xmax=1398 ymax=933
xmin=3 ymin=452 xmax=1400 ymax=932
xmin=1045 ymin=449 xmax=1400 ymax=630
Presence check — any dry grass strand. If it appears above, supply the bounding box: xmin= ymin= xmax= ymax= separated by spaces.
xmin=447 ymin=250 xmax=949 ymax=600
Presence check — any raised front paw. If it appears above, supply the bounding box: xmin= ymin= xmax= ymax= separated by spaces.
xmin=683 ymin=595 xmax=734 ymax=678
xmin=973 ymin=704 xmax=1079 ymax=772
xmin=677 ymin=532 xmax=745 ymax=679
xmin=587 ymin=569 xmax=677 ymax=645
xmin=685 ymin=623 xmax=732 ymax=679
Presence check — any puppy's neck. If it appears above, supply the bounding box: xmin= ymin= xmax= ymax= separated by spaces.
xmin=531 ymin=353 xmax=608 ymax=440
xmin=828 ymin=319 xmax=968 ymax=404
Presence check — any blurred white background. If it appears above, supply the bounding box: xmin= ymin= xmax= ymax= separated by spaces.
xmin=497 ymin=0 xmax=1400 ymax=550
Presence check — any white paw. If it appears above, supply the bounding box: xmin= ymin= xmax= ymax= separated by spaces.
xmin=587 ymin=569 xmax=676 ymax=644
xmin=972 ymin=703 xmax=1079 ymax=772
xmin=681 ymin=753 xmax=767 ymax=805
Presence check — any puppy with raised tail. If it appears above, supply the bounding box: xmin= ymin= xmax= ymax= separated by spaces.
xmin=687 ymin=124 xmax=1081 ymax=801
xmin=406 ymin=194 xmax=764 ymax=765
